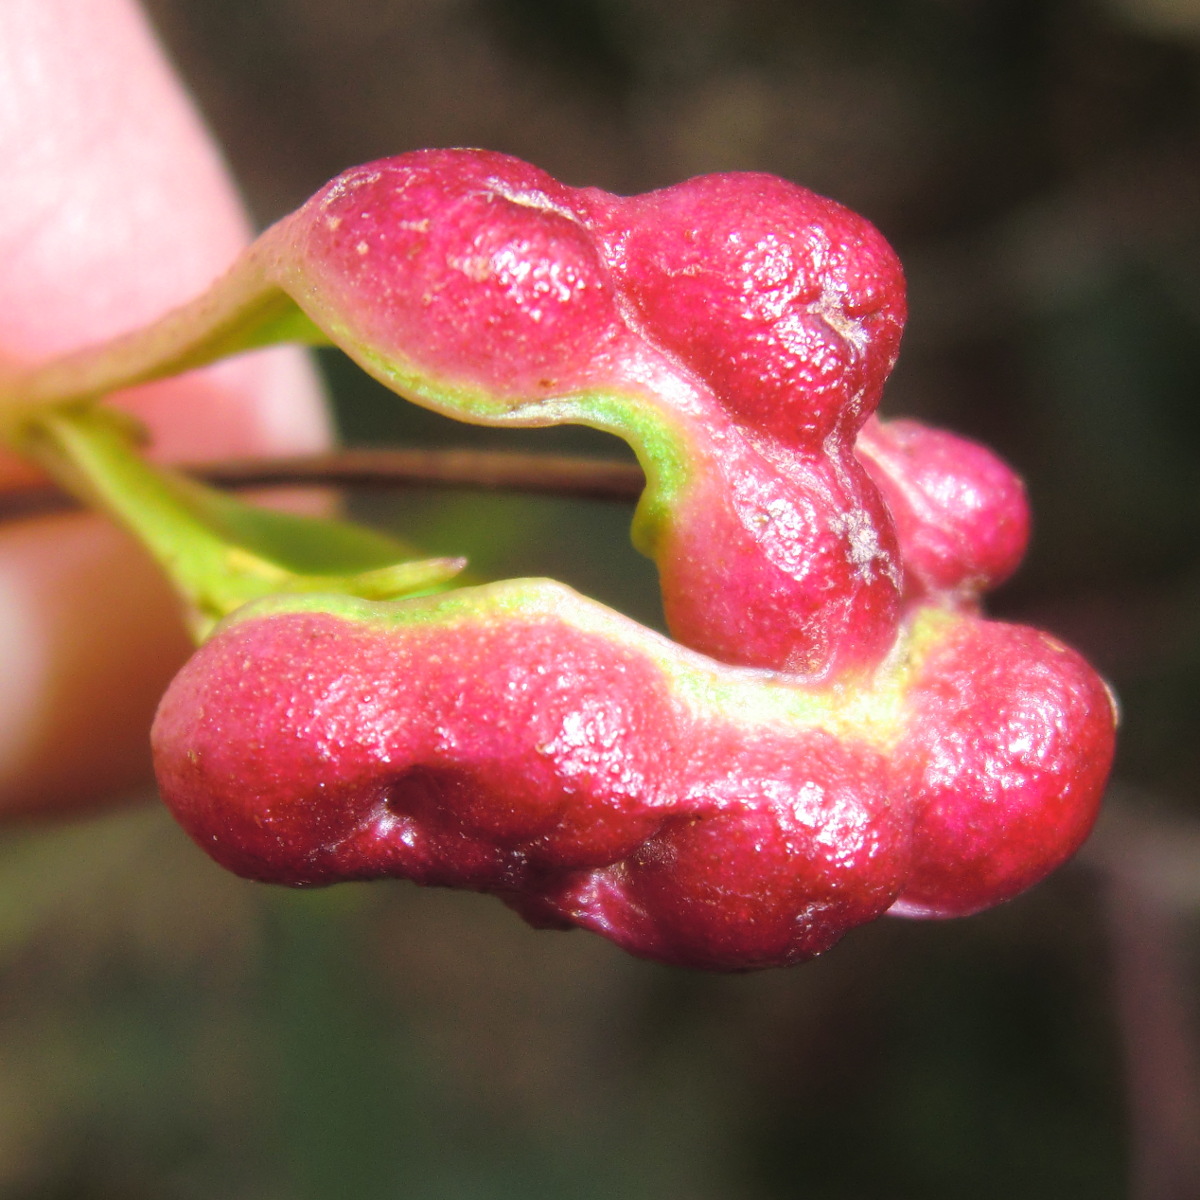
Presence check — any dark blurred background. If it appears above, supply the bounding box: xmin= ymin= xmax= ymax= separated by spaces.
xmin=2 ymin=0 xmax=1199 ymax=1195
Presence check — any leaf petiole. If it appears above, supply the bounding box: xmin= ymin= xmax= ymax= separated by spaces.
xmin=14 ymin=406 xmax=463 ymax=642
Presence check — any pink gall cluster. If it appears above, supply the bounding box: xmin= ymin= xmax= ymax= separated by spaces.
xmin=152 ymin=150 xmax=1115 ymax=969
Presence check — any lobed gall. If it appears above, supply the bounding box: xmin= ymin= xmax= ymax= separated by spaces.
xmin=151 ymin=150 xmax=1116 ymax=969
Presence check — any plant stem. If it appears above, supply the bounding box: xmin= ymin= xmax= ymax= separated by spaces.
xmin=0 ymin=448 xmax=648 ymax=522
xmin=11 ymin=408 xmax=464 ymax=640
xmin=0 ymin=248 xmax=325 ymax=432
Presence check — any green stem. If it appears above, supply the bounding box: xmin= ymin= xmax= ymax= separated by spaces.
xmin=17 ymin=406 xmax=464 ymax=643
xmin=0 ymin=244 xmax=326 ymax=436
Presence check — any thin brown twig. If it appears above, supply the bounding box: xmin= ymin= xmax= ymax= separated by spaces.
xmin=0 ymin=447 xmax=647 ymax=521
xmin=1105 ymin=874 xmax=1200 ymax=1200
xmin=1080 ymin=791 xmax=1200 ymax=1200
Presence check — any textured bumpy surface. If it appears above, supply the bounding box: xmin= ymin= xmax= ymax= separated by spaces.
xmin=154 ymin=150 xmax=1117 ymax=969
